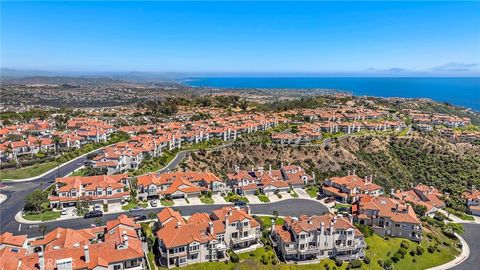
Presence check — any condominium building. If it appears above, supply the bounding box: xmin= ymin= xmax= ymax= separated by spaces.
xmin=322 ymin=173 xmax=384 ymax=203
xmin=352 ymin=195 xmax=423 ymax=242
xmin=270 ymin=213 xmax=365 ymax=262
xmin=156 ymin=206 xmax=261 ymax=268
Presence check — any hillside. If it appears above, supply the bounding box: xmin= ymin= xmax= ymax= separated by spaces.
xmin=181 ymin=134 xmax=480 ymax=204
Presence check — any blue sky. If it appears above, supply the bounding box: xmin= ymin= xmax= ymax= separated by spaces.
xmin=1 ymin=1 xmax=479 ymax=75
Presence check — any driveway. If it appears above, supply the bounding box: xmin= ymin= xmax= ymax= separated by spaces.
xmin=267 ymin=193 xmax=281 ymax=202
xmin=294 ymin=188 xmax=311 ymax=199
xmin=212 ymin=194 xmax=228 ymax=204
xmin=173 ymin=198 xmax=188 ymax=206
xmin=245 ymin=194 xmax=261 ymax=203
xmin=188 ymin=197 xmax=202 ymax=205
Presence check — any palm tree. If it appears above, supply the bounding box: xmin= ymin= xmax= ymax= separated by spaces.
xmin=52 ymin=136 xmax=61 ymax=154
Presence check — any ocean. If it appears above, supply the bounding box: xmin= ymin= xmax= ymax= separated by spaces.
xmin=185 ymin=77 xmax=480 ymax=111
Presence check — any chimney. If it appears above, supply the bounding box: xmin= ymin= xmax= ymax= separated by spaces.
xmin=395 ymin=202 xmax=400 ymax=211
xmin=39 ymin=252 xmax=45 ymax=270
xmin=347 ymin=170 xmax=351 ymax=176
xmin=333 ymin=216 xmax=337 ymax=223
xmin=353 ymin=169 xmax=356 ymax=175
xmin=402 ymin=194 xmax=407 ymax=201
xmin=124 ymin=235 xmax=129 ymax=248
xmin=472 ymin=185 xmax=476 ymax=193
xmin=406 ymin=204 xmax=411 ymax=212
xmin=330 ymin=222 xmax=334 ymax=235
xmin=246 ymin=205 xmax=251 ymax=215
xmin=251 ymin=165 xmax=254 ymax=172
xmin=269 ymin=164 xmax=272 ymax=173
xmin=390 ymin=188 xmax=395 ymax=195
xmin=281 ymin=162 xmax=284 ymax=168
xmin=176 ymin=221 xmax=182 ymax=228
xmin=208 ymin=221 xmax=215 ymax=236
xmin=84 ymin=245 xmax=90 ymax=263
xmin=271 ymin=219 xmax=276 ymax=232
xmin=320 ymin=222 xmax=325 ymax=233
xmin=348 ymin=214 xmax=353 ymax=224
xmin=308 ymin=217 xmax=313 ymax=224
xmin=228 ymin=208 xmax=232 ymax=216
xmin=225 ymin=214 xmax=229 ymax=227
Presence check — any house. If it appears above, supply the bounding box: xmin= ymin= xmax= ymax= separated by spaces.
xmin=0 ymin=232 xmax=27 ymax=249
xmin=0 ymin=232 xmax=28 ymax=270
xmin=1 ymin=215 xmax=145 ymax=270
xmin=137 ymin=171 xmax=227 ymax=201
xmin=156 ymin=206 xmax=261 ymax=268
xmin=393 ymin=184 xmax=445 ymax=216
xmin=227 ymin=165 xmax=314 ymax=195
xmin=322 ymin=173 xmax=384 ymax=203
xmin=463 ymin=186 xmax=480 ymax=216
xmin=270 ymin=213 xmax=365 ymax=262
xmin=352 ymin=195 xmax=422 ymax=242
xmin=48 ymin=174 xmax=130 ymax=208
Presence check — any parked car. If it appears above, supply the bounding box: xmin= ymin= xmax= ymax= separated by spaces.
xmin=234 ymin=200 xmax=247 ymax=206
xmin=316 ymin=194 xmax=327 ymax=200
xmin=150 ymin=200 xmax=158 ymax=207
xmin=129 ymin=207 xmax=141 ymax=212
xmin=94 ymin=204 xmax=102 ymax=212
xmin=84 ymin=210 xmax=103 ymax=219
xmin=61 ymin=209 xmax=68 ymax=215
xmin=324 ymin=197 xmax=336 ymax=204
xmin=134 ymin=215 xmax=147 ymax=222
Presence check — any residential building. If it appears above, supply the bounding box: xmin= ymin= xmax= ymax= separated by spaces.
xmin=270 ymin=213 xmax=365 ymax=262
xmin=393 ymin=184 xmax=445 ymax=216
xmin=156 ymin=206 xmax=261 ymax=268
xmin=352 ymin=195 xmax=422 ymax=242
xmin=48 ymin=174 xmax=130 ymax=208
xmin=463 ymin=186 xmax=480 ymax=216
xmin=322 ymin=173 xmax=384 ymax=203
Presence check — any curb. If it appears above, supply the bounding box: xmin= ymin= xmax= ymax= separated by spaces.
xmin=1 ymin=148 xmax=103 ymax=182
xmin=15 ymin=197 xmax=327 ymax=225
xmin=425 ymin=232 xmax=470 ymax=270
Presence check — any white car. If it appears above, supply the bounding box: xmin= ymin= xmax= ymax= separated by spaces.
xmin=94 ymin=204 xmax=102 ymax=212
xmin=61 ymin=209 xmax=68 ymax=215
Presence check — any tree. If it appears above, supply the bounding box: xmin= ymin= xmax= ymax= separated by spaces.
xmin=24 ymin=189 xmax=48 ymax=213
xmin=52 ymin=135 xmax=61 ymax=153
xmin=38 ymin=225 xmax=47 ymax=237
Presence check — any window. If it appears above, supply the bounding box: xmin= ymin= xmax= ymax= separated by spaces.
xmin=300 ymin=244 xmax=305 ymax=249
xmin=243 ymin=231 xmax=248 ymax=237
xmin=243 ymin=221 xmax=248 ymax=226
xmin=179 ymin=257 xmax=187 ymax=264
xmin=395 ymin=223 xmax=401 ymax=227
xmin=300 ymin=234 xmax=306 ymax=239
xmin=189 ymin=245 xmax=199 ymax=252
xmin=231 ymin=232 xmax=238 ymax=239
xmin=113 ymin=265 xmax=121 ymax=270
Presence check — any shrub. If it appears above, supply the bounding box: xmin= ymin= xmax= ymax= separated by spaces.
xmin=398 ymin=247 xmax=407 ymax=256
xmin=272 ymin=259 xmax=278 ymax=265
xmin=261 ymin=254 xmax=269 ymax=265
xmin=412 ymin=258 xmax=417 ymax=263
xmin=250 ymin=252 xmax=255 ymax=257
xmin=230 ymin=252 xmax=239 ymax=263
xmin=400 ymin=241 xmax=410 ymax=249
xmin=409 ymin=250 xmax=416 ymax=256
xmin=443 ymin=241 xmax=451 ymax=246
xmin=392 ymin=252 xmax=403 ymax=262
xmin=363 ymin=256 xmax=370 ymax=264
xmin=324 ymin=263 xmax=330 ymax=270
xmin=427 ymin=245 xmax=436 ymax=253
xmin=349 ymin=259 xmax=362 ymax=268
xmin=416 ymin=246 xmax=425 ymax=255
xmin=335 ymin=258 xmax=343 ymax=267
xmin=265 ymin=245 xmax=272 ymax=251
xmin=377 ymin=259 xmax=384 ymax=267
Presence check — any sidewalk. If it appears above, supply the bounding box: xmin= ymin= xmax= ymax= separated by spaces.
xmin=0 ymin=194 xmax=7 ymax=204
xmin=426 ymin=232 xmax=470 ymax=270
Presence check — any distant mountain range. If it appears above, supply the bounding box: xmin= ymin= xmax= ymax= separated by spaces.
xmin=0 ymin=68 xmax=185 ymax=83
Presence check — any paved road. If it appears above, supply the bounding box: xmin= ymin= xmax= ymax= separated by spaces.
xmin=0 ymin=154 xmax=95 ymax=234
xmin=1 ymin=199 xmax=328 ymax=238
xmin=455 ymin=223 xmax=480 ymax=270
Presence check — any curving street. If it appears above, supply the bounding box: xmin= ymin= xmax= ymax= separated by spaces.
xmin=454 ymin=223 xmax=480 ymax=270
xmin=2 ymin=199 xmax=329 ymax=238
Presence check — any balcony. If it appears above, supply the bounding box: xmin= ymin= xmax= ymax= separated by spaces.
xmin=230 ymin=233 xmax=260 ymax=244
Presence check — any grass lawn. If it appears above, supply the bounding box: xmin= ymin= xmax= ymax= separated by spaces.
xmin=223 ymin=193 xmax=249 ymax=203
xmin=23 ymin=210 xmax=61 ymax=221
xmin=446 ymin=208 xmax=475 ymax=221
xmin=257 ymin=195 xmax=270 ymax=203
xmin=365 ymin=227 xmax=460 ymax=270
xmin=305 ymin=186 xmax=319 ymax=198
xmin=289 ymin=190 xmax=299 ymax=198
xmin=257 ymin=216 xmax=285 ymax=228
xmin=70 ymin=168 xmax=88 ymax=176
xmin=161 ymin=198 xmax=174 ymax=206
xmin=1 ymin=161 xmax=58 ymax=180
xmin=200 ymin=196 xmax=214 ymax=204
xmin=122 ymin=201 xmax=138 ymax=211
